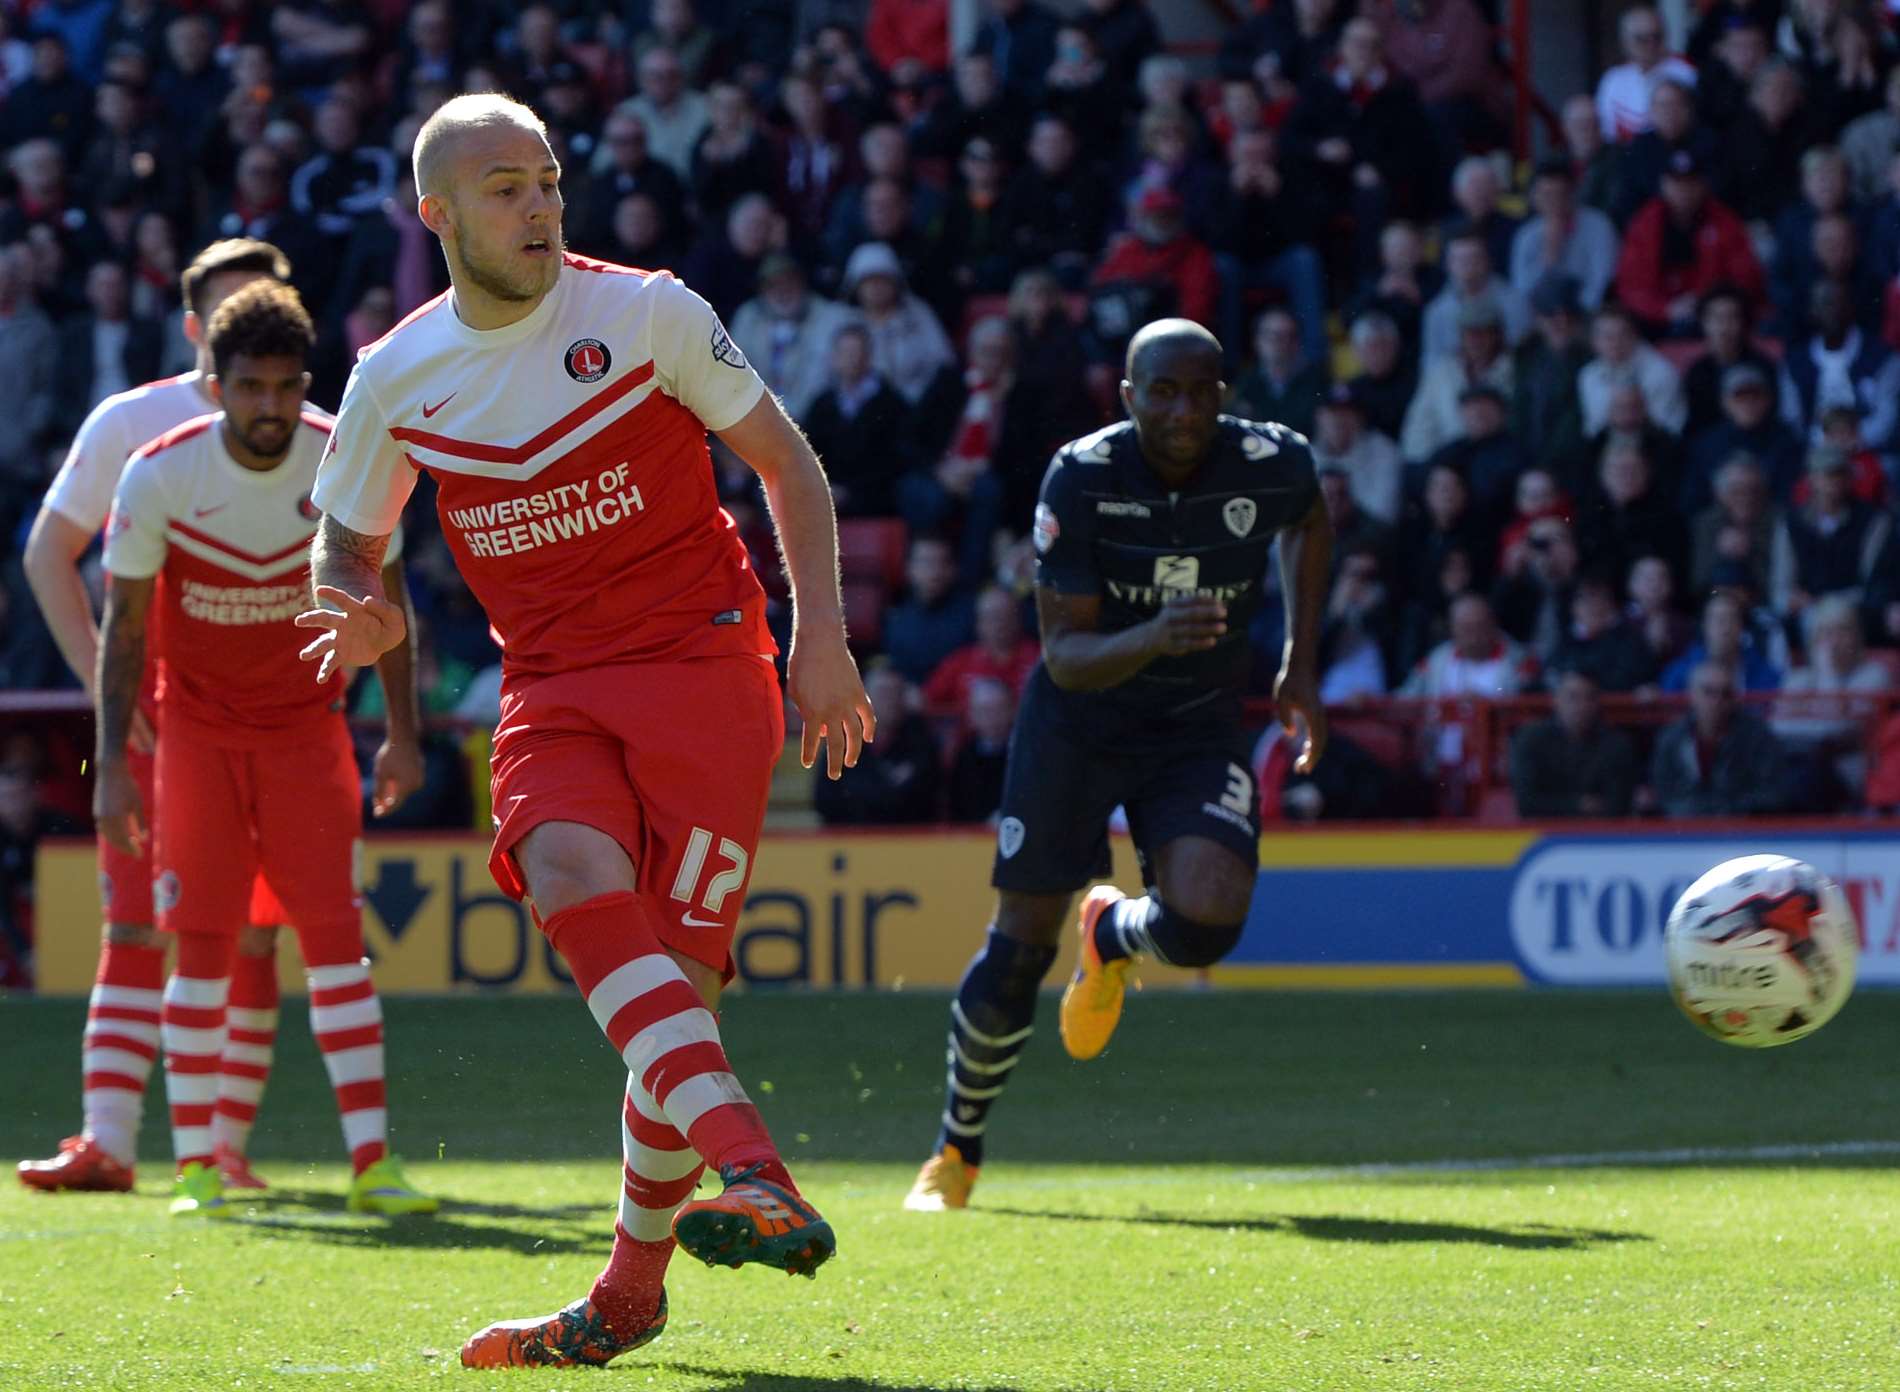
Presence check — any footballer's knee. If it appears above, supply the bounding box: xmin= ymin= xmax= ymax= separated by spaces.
xmin=236 ymin=924 xmax=277 ymax=958
xmin=1155 ymin=839 xmax=1256 ymax=928
xmin=517 ymin=820 xmax=637 ymax=918
xmin=103 ymin=921 xmax=161 ymax=949
xmin=1142 ymin=905 xmax=1243 ymax=968
xmin=992 ymin=891 xmax=1073 ymax=950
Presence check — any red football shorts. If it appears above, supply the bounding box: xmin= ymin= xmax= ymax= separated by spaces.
xmin=151 ymin=717 xmax=362 ymax=966
xmin=488 ymin=655 xmax=784 ymax=977
xmin=97 ymin=744 xmax=288 ymax=928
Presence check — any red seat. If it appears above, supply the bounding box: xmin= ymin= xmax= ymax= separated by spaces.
xmin=842 ymin=580 xmax=888 ymax=649
xmin=837 ymin=517 xmax=908 ymax=591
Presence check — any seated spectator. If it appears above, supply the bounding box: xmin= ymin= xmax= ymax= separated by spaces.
xmin=1318 ymin=463 xmax=1395 ymax=586
xmin=1403 ymin=461 xmax=1491 ymax=596
xmin=1596 ymin=4 xmax=1697 ymax=143
xmin=1373 ymin=0 xmax=1506 ymax=161
xmin=1563 ymin=92 xmax=1623 ymax=216
xmin=574 ymin=112 xmax=689 ymax=254
xmin=1682 ymin=286 xmax=1777 ymax=438
xmin=1615 ymin=146 xmax=1764 ymax=337
xmin=1803 ymin=212 xmax=1885 ymax=338
xmin=1775 ymin=594 xmax=1893 ymax=803
xmin=1683 ymin=362 xmax=1805 ymax=510
xmin=1778 ymin=280 xmax=1900 ymax=451
xmin=969 ymin=0 xmax=1061 ymax=103
xmin=1229 ymin=307 xmax=1326 ymax=438
xmin=1555 ymin=572 xmax=1659 ymax=690
xmin=1577 ymin=437 xmax=1683 ymax=581
xmin=776 ymin=73 xmax=853 ymax=245
xmin=1493 ymin=514 xmax=1579 ymax=664
xmin=1767 ymin=145 xmax=1858 ymax=336
xmin=78 ymin=75 xmax=182 ymax=222
xmin=1716 ymin=59 xmax=1816 ymax=226
xmin=729 ymin=253 xmax=856 ymax=421
xmin=1510 ymin=159 xmax=1620 ymax=311
xmin=1808 ymin=9 xmax=1884 ymax=135
xmin=620 ymin=45 xmax=711 ymax=181
xmin=813 ymin=661 xmax=944 ymax=824
xmin=924 ymin=583 xmax=1040 ymax=712
xmin=1692 ymin=454 xmax=1779 ymax=597
xmin=1403 ymin=592 xmax=1535 ymax=777
xmin=1628 ymin=552 xmax=1696 ymax=672
xmin=1841 ymin=65 xmax=1900 ymax=201
xmin=1312 ymin=383 xmax=1403 ymax=525
xmin=1609 ymin=77 xmax=1702 ymax=226
xmin=1694 ymin=14 xmax=1770 ymax=134
xmin=884 ymin=534 xmax=978 ymax=683
xmin=1798 ymin=404 xmax=1889 ymax=507
xmin=1041 ymin=23 xmax=1122 ymax=142
xmin=1421 ymin=230 xmax=1531 ymax=362
xmin=939 ymin=136 xmax=1017 ymax=308
xmin=1578 ymin=301 xmax=1686 ymax=436
xmin=1510 ymin=665 xmax=1639 ymax=815
xmin=1401 ymin=299 xmax=1515 ymax=463
xmin=289 ymin=96 xmax=396 ymax=243
xmin=602 ymin=190 xmax=687 ymax=272
xmin=631 ymin=0 xmax=723 ymax=87
xmin=1652 ymin=660 xmax=1792 ymax=814
xmin=1218 ymin=0 xmax=1347 ymax=98
xmin=841 ymin=241 xmax=955 ymax=406
xmin=54 ymin=260 xmax=158 ymax=437
xmin=1768 ymin=445 xmax=1893 ymax=616
xmin=691 ymin=81 xmax=781 ymax=226
xmin=1346 ymin=311 xmax=1418 ymax=445
xmin=1319 ymin=541 xmax=1394 ymax=699
xmin=802 ymin=322 xmax=910 ymax=518
xmin=824 ymin=124 xmax=945 ymax=275
xmin=1427 ymin=383 xmax=1524 ymax=528
xmin=1661 ymin=589 xmax=1782 ymax=691
xmin=1442 ymin=155 xmax=1519 ymax=276
xmin=1396 ymin=542 xmax=1482 ymax=677
xmin=914 ymin=51 xmax=1030 ymax=164
xmin=1513 ymin=272 xmax=1591 ymax=474
xmin=1207 ymin=127 xmax=1327 ymax=367
xmin=846 ymin=177 xmax=946 ymax=312
xmin=682 ymin=191 xmax=784 ymax=320
xmin=1078 ymin=0 xmax=1163 ymax=90
xmin=1005 ymin=269 xmax=1093 ymax=417
xmin=947 ymin=677 xmax=1015 ymax=823
xmin=1090 ymin=186 xmax=1219 ymax=335
xmin=1495 ymin=467 xmax=1571 ymax=577
xmin=1342 ymin=219 xmax=1437 ymax=353
xmin=1001 ymin=114 xmax=1110 ymax=289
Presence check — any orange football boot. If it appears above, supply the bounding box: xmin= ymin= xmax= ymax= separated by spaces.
xmin=903 ymin=1144 xmax=979 ymax=1211
xmin=460 ymin=1293 xmax=666 ymax=1369
xmin=17 ymin=1136 xmax=135 ymax=1193
xmin=672 ymin=1164 xmax=836 ymax=1276
xmin=1059 ymin=885 xmax=1134 ymax=1059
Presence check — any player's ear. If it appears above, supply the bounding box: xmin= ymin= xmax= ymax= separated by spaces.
xmin=1118 ymin=379 xmax=1134 ymax=415
xmin=182 ymin=310 xmax=201 ymax=347
xmin=205 ymin=374 xmax=223 ymax=405
xmin=417 ymin=191 xmax=451 ymax=239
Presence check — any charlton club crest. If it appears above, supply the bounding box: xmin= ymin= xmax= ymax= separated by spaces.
xmin=564 ymin=337 xmax=611 ymax=383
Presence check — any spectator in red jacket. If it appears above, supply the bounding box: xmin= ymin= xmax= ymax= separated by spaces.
xmin=1090 ymin=185 xmax=1219 ymax=329
xmin=1615 ymin=146 xmax=1765 ymax=336
xmin=868 ymin=0 xmax=950 ymax=77
xmin=923 ymin=583 xmax=1040 ymax=715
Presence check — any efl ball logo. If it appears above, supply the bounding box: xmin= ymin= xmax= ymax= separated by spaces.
xmin=564 ymin=338 xmax=611 ymax=383
xmin=153 ymin=870 xmax=182 ymax=914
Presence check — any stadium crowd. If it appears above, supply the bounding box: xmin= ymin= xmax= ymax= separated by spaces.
xmin=5 ymin=0 xmax=1900 ymax=855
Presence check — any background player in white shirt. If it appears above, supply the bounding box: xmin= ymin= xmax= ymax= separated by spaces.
xmin=12 ymin=241 xmax=410 ymax=1195
xmin=297 ymin=93 xmax=872 ymax=1370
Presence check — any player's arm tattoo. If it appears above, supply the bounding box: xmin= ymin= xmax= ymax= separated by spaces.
xmin=94 ymin=574 xmax=154 ymax=766
xmin=1276 ymin=496 xmax=1333 ymax=673
xmin=375 ymin=556 xmax=422 ymax=745
xmin=310 ymin=514 xmax=391 ymax=604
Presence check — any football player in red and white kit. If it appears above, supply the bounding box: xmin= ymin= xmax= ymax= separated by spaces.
xmin=95 ymin=280 xmax=435 ymax=1219
xmin=298 ymin=94 xmax=874 ymax=1369
xmin=14 ymin=241 xmax=396 ymax=1195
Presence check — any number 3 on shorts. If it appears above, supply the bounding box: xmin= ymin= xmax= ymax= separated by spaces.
xmin=1219 ymin=763 xmax=1252 ymax=817
xmin=670 ymin=825 xmax=749 ymax=921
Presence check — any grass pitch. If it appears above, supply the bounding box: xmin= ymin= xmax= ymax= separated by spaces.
xmin=3 ymin=988 xmax=1898 ymax=1391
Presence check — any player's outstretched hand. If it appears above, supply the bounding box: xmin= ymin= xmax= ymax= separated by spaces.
xmin=1273 ymin=661 xmax=1327 ymax=774
xmin=93 ymin=758 xmax=144 ymax=857
xmin=295 ymin=586 xmax=407 ymax=684
xmin=1148 ymin=596 xmax=1227 ymax=656
xmin=789 ymin=630 xmax=876 ymax=779
xmin=372 ymin=737 xmax=426 ymax=818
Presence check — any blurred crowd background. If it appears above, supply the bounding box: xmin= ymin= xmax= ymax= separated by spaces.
xmin=6 ymin=0 xmax=1900 ymax=912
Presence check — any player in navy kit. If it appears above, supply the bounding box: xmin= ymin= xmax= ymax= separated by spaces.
xmin=905 ymin=319 xmax=1332 ymax=1211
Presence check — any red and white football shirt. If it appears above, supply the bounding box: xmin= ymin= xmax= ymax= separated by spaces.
xmin=43 ymin=373 xmax=216 ymax=533
xmin=103 ymin=409 xmax=373 ymax=747
xmin=311 ymin=254 xmax=773 ymax=680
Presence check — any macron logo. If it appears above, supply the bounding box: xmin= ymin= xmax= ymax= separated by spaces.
xmin=421 ymin=393 xmax=457 ymax=418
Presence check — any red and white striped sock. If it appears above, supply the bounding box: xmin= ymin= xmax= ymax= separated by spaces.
xmin=212 ymin=949 xmax=279 ymax=1156
xmin=81 ymin=941 xmax=165 ymax=1168
xmin=307 ymin=959 xmax=387 ymax=1174
xmin=589 ymin=1075 xmax=703 ymax=1339
xmin=546 ymin=892 xmax=790 ymax=1188
xmin=162 ymin=937 xmax=231 ymax=1173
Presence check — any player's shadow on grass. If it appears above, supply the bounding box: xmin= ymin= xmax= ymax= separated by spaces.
xmin=233 ymin=1187 xmax=608 ymax=1256
xmin=655 ymin=1367 xmax=1027 ymax=1392
xmin=976 ymin=1206 xmax=1648 ymax=1250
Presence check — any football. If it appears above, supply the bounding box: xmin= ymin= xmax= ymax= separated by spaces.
xmin=1664 ymin=855 xmax=1859 ymax=1048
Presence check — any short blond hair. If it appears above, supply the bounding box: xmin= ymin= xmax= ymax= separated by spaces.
xmin=413 ymin=92 xmax=549 ymax=198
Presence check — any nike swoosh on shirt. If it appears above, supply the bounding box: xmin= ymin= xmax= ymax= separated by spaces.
xmin=680 ymin=912 xmax=722 ymax=928
xmin=193 ymin=504 xmax=227 ymax=519
xmin=421 ymin=393 xmax=458 ymax=418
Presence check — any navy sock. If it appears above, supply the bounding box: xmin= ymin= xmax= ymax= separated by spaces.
xmin=933 ymin=929 xmax=1057 ymax=1167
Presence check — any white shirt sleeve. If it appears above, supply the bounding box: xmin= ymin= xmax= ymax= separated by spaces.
xmin=648 ymin=272 xmax=767 ymax=433
xmin=43 ymin=394 xmax=139 ymax=533
xmin=101 ymin=450 xmax=171 ymax=580
xmin=311 ymin=358 xmax=417 ymax=538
